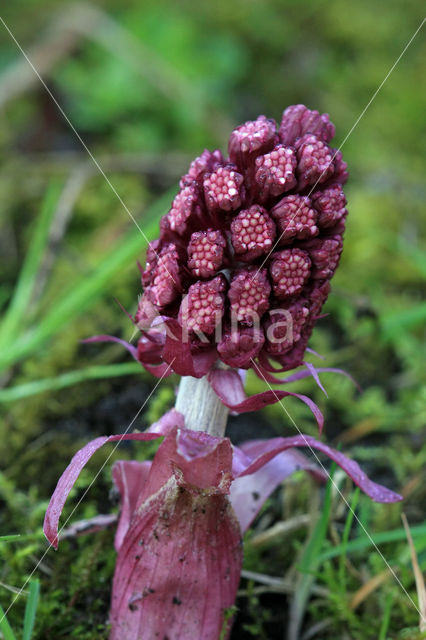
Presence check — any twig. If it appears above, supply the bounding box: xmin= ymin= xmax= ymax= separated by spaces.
xmin=350 ymin=568 xmax=394 ymax=610
xmin=300 ymin=617 xmax=333 ymax=640
xmin=240 ymin=570 xmax=328 ymax=598
xmin=402 ymin=513 xmax=426 ymax=631
xmin=30 ymin=165 xmax=89 ymax=304
xmin=28 ymin=555 xmax=52 ymax=576
xmin=250 ymin=514 xmax=311 ymax=547
xmin=0 ymin=581 xmax=28 ymax=596
xmin=59 ymin=513 xmax=118 ymax=540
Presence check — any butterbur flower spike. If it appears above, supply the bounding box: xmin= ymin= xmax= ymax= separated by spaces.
xmin=91 ymin=105 xmax=348 ymax=381
xmin=44 ymin=409 xmax=401 ymax=640
xmin=87 ymin=104 xmax=350 ymax=426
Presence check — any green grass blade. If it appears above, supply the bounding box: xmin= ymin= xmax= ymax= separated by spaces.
xmin=0 ymin=603 xmax=16 ymax=640
xmin=0 ymin=535 xmax=21 ymax=543
xmin=0 ymin=187 xmax=174 ymax=372
xmin=22 ymin=580 xmax=40 ymax=640
xmin=288 ymin=465 xmax=336 ymax=640
xmin=0 ymin=182 xmax=63 ymax=349
xmin=319 ymin=522 xmax=426 ymax=562
xmin=0 ymin=362 xmax=142 ymax=403
xmin=338 ymin=487 xmax=360 ymax=591
xmin=0 ymin=287 xmax=10 ymax=312
xmin=378 ymin=592 xmax=393 ymax=640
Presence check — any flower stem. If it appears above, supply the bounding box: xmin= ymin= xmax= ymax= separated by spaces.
xmin=175 ymin=375 xmax=229 ymax=437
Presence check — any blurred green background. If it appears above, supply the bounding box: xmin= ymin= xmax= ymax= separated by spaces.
xmin=0 ymin=1 xmax=425 ymax=638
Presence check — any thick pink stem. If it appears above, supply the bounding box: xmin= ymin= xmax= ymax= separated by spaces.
xmin=175 ymin=373 xmax=229 ymax=437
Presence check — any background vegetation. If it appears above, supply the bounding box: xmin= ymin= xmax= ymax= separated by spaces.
xmin=0 ymin=1 xmax=425 ymax=638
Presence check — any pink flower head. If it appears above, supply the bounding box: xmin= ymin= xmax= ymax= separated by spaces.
xmin=118 ymin=104 xmax=349 ymax=381
xmin=203 ymin=164 xmax=245 ymax=213
xmin=228 ymin=267 xmax=271 ymax=325
xmin=218 ymin=325 xmax=265 ymax=369
xmin=255 ymin=144 xmax=297 ymax=201
xmin=278 ymin=104 xmax=335 ymax=146
xmin=269 ymin=248 xmax=311 ymax=298
xmin=271 ymin=194 xmax=318 ymax=242
xmin=44 ymin=409 xmax=401 ymax=640
xmin=228 ymin=115 xmax=277 ymax=168
xmin=295 ymin=134 xmax=335 ymax=190
xmin=187 ymin=229 xmax=226 ymax=278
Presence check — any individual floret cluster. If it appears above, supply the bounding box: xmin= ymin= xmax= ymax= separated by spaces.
xmin=136 ymin=104 xmax=348 ymax=377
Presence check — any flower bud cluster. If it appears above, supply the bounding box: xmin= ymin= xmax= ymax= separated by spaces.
xmin=137 ymin=104 xmax=348 ymax=374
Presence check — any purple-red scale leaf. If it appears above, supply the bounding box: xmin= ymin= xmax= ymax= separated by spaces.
xmin=109 ymin=480 xmax=242 ymax=640
xmin=230 ymin=443 xmax=325 ymax=532
xmin=238 ymin=436 xmax=402 ymax=503
xmin=208 ymin=368 xmax=324 ymax=433
xmin=113 ymin=460 xmax=152 ymax=551
xmin=43 ymin=432 xmax=162 ymax=549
